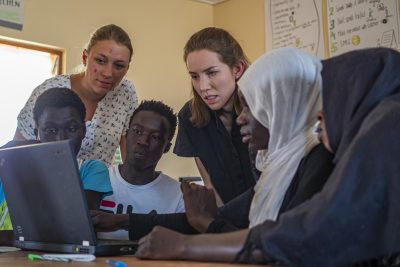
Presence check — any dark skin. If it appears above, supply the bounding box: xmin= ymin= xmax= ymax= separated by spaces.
xmin=90 ymin=110 xmax=172 ymax=231
xmin=35 ymin=106 xmax=103 ymax=210
xmin=0 ymin=107 xmax=102 ymax=246
xmin=182 ymin=91 xmax=269 ymax=233
xmin=136 ymin=92 xmax=269 ymax=261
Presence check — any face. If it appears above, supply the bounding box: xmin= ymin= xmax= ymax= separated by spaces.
xmin=36 ymin=107 xmax=86 ymax=156
xmin=186 ymin=49 xmax=243 ymax=111
xmin=316 ymin=111 xmax=333 ymax=153
xmin=125 ymin=110 xmax=171 ymax=170
xmin=236 ymin=91 xmax=269 ymax=152
xmin=82 ymin=39 xmax=130 ymax=96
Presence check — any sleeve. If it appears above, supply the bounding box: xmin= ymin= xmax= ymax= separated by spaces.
xmin=175 ymin=193 xmax=186 ymax=213
xmin=173 ymin=106 xmax=197 ymax=157
xmin=121 ymin=80 xmax=138 ymax=134
xmin=128 ymin=212 xmax=198 ymax=240
xmin=0 ymin=185 xmax=12 ymax=230
xmin=206 ymin=187 xmax=254 ymax=233
xmin=79 ymin=160 xmax=113 ymax=198
xmin=16 ymin=82 xmax=51 ymax=139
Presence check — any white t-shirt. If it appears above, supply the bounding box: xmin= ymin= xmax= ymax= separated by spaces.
xmin=98 ymin=165 xmax=185 ymax=239
xmin=17 ymin=75 xmax=138 ymax=166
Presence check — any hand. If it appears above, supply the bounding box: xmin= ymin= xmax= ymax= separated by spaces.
xmin=181 ymin=182 xmax=218 ymax=232
xmin=90 ymin=210 xmax=129 ymax=232
xmin=136 ymin=226 xmax=188 ymax=260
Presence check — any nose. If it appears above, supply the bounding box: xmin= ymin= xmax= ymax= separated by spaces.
xmin=236 ymin=111 xmax=246 ymax=126
xmin=55 ymin=130 xmax=67 ymax=141
xmin=137 ymin=133 xmax=150 ymax=146
xmin=101 ymin=63 xmax=113 ymax=78
xmin=198 ymin=75 xmax=210 ymax=92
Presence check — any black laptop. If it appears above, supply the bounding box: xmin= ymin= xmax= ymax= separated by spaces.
xmin=0 ymin=140 xmax=137 ymax=256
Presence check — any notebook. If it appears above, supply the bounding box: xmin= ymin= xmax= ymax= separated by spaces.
xmin=0 ymin=140 xmax=138 ymax=256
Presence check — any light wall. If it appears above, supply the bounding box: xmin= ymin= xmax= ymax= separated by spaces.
xmin=0 ymin=0 xmax=266 ymax=179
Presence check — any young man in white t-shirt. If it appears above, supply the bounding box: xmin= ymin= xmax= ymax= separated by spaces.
xmin=97 ymin=100 xmax=184 ymax=239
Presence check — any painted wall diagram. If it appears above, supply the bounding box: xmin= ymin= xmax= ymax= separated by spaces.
xmin=265 ymin=0 xmax=324 ymax=58
xmin=327 ymin=0 xmax=400 ymax=56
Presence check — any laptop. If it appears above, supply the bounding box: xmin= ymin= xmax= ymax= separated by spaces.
xmin=0 ymin=140 xmax=138 ymax=256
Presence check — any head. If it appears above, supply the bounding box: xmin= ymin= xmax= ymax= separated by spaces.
xmin=125 ymin=100 xmax=177 ymax=170
xmin=33 ymin=88 xmax=86 ymax=156
xmin=321 ymin=47 xmax=400 ymax=161
xmin=236 ymin=90 xmax=269 ymax=152
xmin=184 ymin=27 xmax=250 ymax=127
xmin=82 ymin=24 xmax=133 ymax=96
xmin=237 ymin=48 xmax=322 ymax=154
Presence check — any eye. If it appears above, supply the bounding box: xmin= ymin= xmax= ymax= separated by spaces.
xmin=151 ymin=134 xmax=161 ymax=142
xmin=131 ymin=128 xmax=142 ymax=135
xmin=114 ymin=63 xmax=126 ymax=70
xmin=190 ymin=74 xmax=199 ymax=81
xmin=207 ymin=70 xmax=218 ymax=77
xmin=95 ymin=58 xmax=106 ymax=65
xmin=68 ymin=127 xmax=78 ymax=133
xmin=44 ymin=128 xmax=57 ymax=134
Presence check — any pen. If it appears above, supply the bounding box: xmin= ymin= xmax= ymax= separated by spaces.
xmin=106 ymin=259 xmax=127 ymax=267
xmin=28 ymin=253 xmax=71 ymax=262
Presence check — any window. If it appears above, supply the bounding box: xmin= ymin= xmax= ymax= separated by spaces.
xmin=0 ymin=37 xmax=63 ymax=146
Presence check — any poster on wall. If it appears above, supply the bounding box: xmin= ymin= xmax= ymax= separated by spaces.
xmin=265 ymin=0 xmax=325 ymax=58
xmin=327 ymin=0 xmax=400 ymax=57
xmin=0 ymin=0 xmax=24 ymax=30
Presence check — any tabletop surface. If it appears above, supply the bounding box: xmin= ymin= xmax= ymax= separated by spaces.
xmin=0 ymin=250 xmax=265 ymax=267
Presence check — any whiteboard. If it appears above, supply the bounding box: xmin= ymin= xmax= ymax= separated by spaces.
xmin=265 ymin=0 xmax=325 ymax=58
xmin=327 ymin=0 xmax=400 ymax=57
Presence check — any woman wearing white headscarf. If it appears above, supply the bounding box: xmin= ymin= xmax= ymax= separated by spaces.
xmin=240 ymin=47 xmax=323 ymax=226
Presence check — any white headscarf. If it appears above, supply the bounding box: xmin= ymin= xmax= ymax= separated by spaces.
xmin=238 ymin=48 xmax=322 ymax=227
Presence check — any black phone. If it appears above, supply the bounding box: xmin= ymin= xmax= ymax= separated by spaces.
xmin=178 ymin=176 xmax=202 ymax=183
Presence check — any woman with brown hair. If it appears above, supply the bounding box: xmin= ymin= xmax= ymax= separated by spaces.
xmin=174 ymin=27 xmax=256 ymax=204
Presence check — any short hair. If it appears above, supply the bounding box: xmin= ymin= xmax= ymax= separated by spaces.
xmin=130 ymin=100 xmax=177 ymax=142
xmin=33 ymin=88 xmax=86 ymax=124
xmin=86 ymin=24 xmax=133 ymax=62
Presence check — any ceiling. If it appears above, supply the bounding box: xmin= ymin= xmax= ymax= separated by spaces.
xmin=191 ymin=0 xmax=229 ymax=5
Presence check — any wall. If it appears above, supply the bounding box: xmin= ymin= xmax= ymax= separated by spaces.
xmin=0 ymin=0 xmax=214 ymax=178
xmin=214 ymin=0 xmax=265 ymax=62
xmin=0 ymin=0 xmax=267 ymax=179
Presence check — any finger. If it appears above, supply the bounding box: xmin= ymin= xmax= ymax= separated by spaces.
xmin=181 ymin=181 xmax=191 ymax=194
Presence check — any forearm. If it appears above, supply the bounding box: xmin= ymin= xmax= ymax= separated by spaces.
xmin=182 ymin=229 xmax=250 ymax=262
xmin=129 ymin=212 xmax=198 ymax=240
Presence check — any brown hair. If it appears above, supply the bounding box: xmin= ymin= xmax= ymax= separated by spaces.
xmin=183 ymin=27 xmax=250 ymax=128
xmin=86 ymin=24 xmax=133 ymax=62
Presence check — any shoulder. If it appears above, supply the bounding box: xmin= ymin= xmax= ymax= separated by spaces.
xmin=80 ymin=160 xmax=108 ymax=174
xmin=38 ymin=75 xmax=71 ymax=89
xmin=157 ymin=173 xmax=181 ymax=187
xmin=178 ymin=101 xmax=192 ymax=118
xmin=116 ymin=79 xmax=136 ymax=95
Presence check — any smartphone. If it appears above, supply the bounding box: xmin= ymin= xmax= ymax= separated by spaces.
xmin=178 ymin=176 xmax=202 ymax=183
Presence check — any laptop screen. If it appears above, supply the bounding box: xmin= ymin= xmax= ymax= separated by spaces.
xmin=0 ymin=140 xmax=97 ymax=246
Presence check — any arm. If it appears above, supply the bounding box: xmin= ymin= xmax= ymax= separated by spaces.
xmin=194 ymin=158 xmax=223 ymax=207
xmin=119 ymin=135 xmax=127 ymax=163
xmin=136 ymin=226 xmax=249 ymax=262
xmin=85 ymin=191 xmax=103 ymax=210
xmin=0 ymin=230 xmax=14 ymax=246
xmin=90 ymin=210 xmax=198 ymax=240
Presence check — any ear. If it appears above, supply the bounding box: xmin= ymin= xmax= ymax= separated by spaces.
xmin=82 ymin=49 xmax=88 ymax=67
xmin=316 ymin=110 xmax=324 ymax=122
xmin=233 ymin=60 xmax=246 ymax=81
xmin=163 ymin=142 xmax=172 ymax=154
